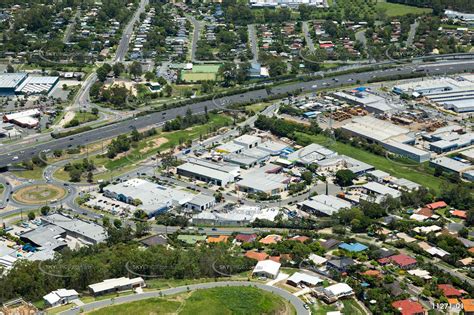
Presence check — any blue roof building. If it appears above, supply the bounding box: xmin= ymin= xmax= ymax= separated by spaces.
xmin=339 ymin=242 xmax=368 ymax=253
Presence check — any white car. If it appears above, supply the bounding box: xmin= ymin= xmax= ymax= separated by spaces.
xmin=12 ymin=156 xmax=18 ymax=161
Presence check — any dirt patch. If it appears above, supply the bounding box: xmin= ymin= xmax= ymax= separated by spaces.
xmin=13 ymin=184 xmax=67 ymax=205
xmin=140 ymin=137 xmax=168 ymax=153
xmin=59 ymin=111 xmax=75 ymax=128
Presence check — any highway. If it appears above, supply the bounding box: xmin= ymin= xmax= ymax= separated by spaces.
xmin=1 ymin=60 xmax=474 ymax=168
xmin=59 ymin=281 xmax=309 ymax=315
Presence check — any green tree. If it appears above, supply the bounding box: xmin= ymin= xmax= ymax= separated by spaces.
xmin=27 ymin=211 xmax=36 ymax=221
xmin=129 ymin=61 xmax=142 ymax=79
xmin=335 ymin=169 xmax=356 ymax=187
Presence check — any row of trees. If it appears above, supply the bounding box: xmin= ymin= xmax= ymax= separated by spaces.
xmin=0 ymin=240 xmax=252 ymax=303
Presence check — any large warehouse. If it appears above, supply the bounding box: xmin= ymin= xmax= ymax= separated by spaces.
xmin=393 ymin=75 xmax=474 ymax=113
xmin=341 ymin=116 xmax=431 ymax=162
xmin=0 ymin=73 xmax=28 ymax=96
xmin=0 ymin=73 xmax=58 ymax=96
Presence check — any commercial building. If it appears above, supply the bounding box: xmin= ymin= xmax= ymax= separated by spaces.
xmin=340 ymin=116 xmax=430 ymax=162
xmin=15 ymin=76 xmax=59 ymax=95
xmin=88 ymin=277 xmax=145 ymax=296
xmin=286 ymin=143 xmax=337 ymax=165
xmin=232 ymin=134 xmax=261 ymax=149
xmin=43 ymin=289 xmax=79 ymax=307
xmin=393 ymin=75 xmax=474 ymax=113
xmin=185 ymin=194 xmax=215 ymax=211
xmin=192 ymin=206 xmax=280 ymax=226
xmin=177 ymin=159 xmax=237 ymax=186
xmin=224 ymin=147 xmax=270 ymax=168
xmin=299 ymin=195 xmax=352 ymax=216
xmin=252 ymin=259 xmax=281 ymax=279
xmin=20 ymin=225 xmax=67 ymax=251
xmin=341 ymin=116 xmax=412 ymax=144
xmin=383 ymin=140 xmax=431 ymax=163
xmin=430 ymin=157 xmax=473 ymax=175
xmin=104 ymin=178 xmax=204 ymax=216
xmin=0 ymin=73 xmax=28 ymax=96
xmin=42 ymin=213 xmax=106 ymax=245
xmin=428 ymin=132 xmax=474 ymax=153
xmin=3 ymin=109 xmax=41 ymax=128
xmin=236 ymin=165 xmax=289 ymax=195
xmin=333 ymin=90 xmax=401 ymax=114
xmin=363 ymin=182 xmax=401 ymax=199
xmin=316 ymin=154 xmax=374 ymax=175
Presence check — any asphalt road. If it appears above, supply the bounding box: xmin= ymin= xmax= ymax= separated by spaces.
xmin=115 ymin=0 xmax=149 ymax=63
xmin=59 ymin=281 xmax=309 ymax=315
xmin=1 ymin=60 xmax=474 ymax=168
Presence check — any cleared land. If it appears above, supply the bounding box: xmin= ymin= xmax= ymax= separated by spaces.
xmin=12 ymin=184 xmax=66 ymax=205
xmin=89 ymin=286 xmax=294 ymax=315
xmin=375 ymin=0 xmax=432 ymax=16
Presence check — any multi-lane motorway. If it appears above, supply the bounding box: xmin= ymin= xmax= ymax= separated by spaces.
xmin=1 ymin=60 xmax=473 ymax=168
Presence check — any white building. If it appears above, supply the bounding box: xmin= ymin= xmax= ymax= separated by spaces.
xmin=88 ymin=277 xmax=145 ymax=296
xmin=323 ymin=283 xmax=354 ymax=299
xmin=299 ymin=195 xmax=352 ymax=217
xmin=286 ymin=272 xmax=322 ymax=287
xmin=43 ymin=289 xmax=79 ymax=307
xmin=252 ymin=260 xmax=281 ymax=279
xmin=233 ymin=134 xmax=261 ymax=149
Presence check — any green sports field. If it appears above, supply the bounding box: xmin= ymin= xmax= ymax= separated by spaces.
xmin=181 ymin=64 xmax=221 ymax=82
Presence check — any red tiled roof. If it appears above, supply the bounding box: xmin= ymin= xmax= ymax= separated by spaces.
xmin=378 ymin=257 xmax=391 ymax=264
xmin=244 ymin=251 xmax=268 ymax=261
xmin=291 ymin=236 xmax=310 ymax=243
xmin=469 ymin=248 xmax=474 ymax=254
xmin=426 ymin=201 xmax=447 ymax=210
xmin=269 ymin=256 xmax=281 ymax=263
xmin=392 ymin=300 xmax=425 ymax=315
xmin=438 ymin=284 xmax=462 ymax=297
xmin=362 ymin=270 xmax=381 ymax=277
xmin=451 ymin=210 xmax=467 ymax=219
xmin=389 ymin=254 xmax=417 ymax=267
xmin=259 ymin=234 xmax=282 ymax=244
xmin=235 ymin=233 xmax=257 ymax=243
xmin=416 ymin=208 xmax=433 ymax=218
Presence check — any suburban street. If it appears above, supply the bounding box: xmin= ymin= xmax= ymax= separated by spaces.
xmin=59 ymin=281 xmax=309 ymax=315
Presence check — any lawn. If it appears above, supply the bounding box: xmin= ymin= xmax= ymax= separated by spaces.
xmin=88 ymin=286 xmax=294 ymax=315
xmin=0 ymin=184 xmax=4 ymax=194
xmin=375 ymin=0 xmax=432 ymax=16
xmin=180 ymin=287 xmax=294 ymax=315
xmin=11 ymin=166 xmax=45 ymax=181
xmin=294 ymin=132 xmax=446 ymax=192
xmin=311 ymin=301 xmax=337 ymax=315
xmin=342 ymin=299 xmax=366 ymax=315
xmin=181 ymin=72 xmax=217 ymax=82
xmin=74 ymin=111 xmax=99 ymax=124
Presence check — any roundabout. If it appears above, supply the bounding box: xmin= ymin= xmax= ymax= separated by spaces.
xmin=12 ymin=184 xmax=67 ymax=206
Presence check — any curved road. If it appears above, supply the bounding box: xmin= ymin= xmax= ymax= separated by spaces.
xmin=59 ymin=281 xmax=309 ymax=315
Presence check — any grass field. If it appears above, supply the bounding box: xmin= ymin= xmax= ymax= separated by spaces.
xmin=74 ymin=111 xmax=99 ymax=123
xmin=295 ymin=132 xmax=446 ymax=192
xmin=89 ymin=286 xmax=294 ymax=315
xmin=0 ymin=184 xmax=4 ymax=194
xmin=311 ymin=301 xmax=337 ymax=315
xmin=12 ymin=166 xmax=45 ymax=181
xmin=375 ymin=0 xmax=432 ymax=16
xmin=181 ymin=64 xmax=221 ymax=82
xmin=181 ymin=72 xmax=216 ymax=82
xmin=342 ymin=299 xmax=366 ymax=315
xmin=12 ymin=184 xmax=66 ymax=205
